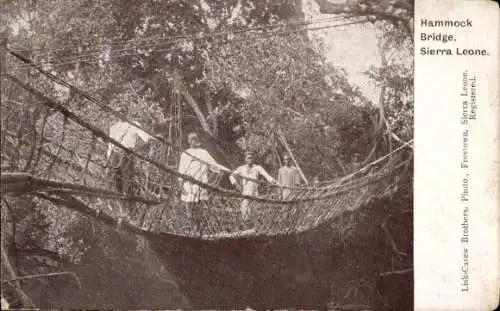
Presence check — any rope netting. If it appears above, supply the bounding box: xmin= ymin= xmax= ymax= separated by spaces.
xmin=1 ymin=50 xmax=412 ymax=240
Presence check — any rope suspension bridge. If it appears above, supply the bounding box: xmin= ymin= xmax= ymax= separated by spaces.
xmin=1 ymin=49 xmax=412 ymax=240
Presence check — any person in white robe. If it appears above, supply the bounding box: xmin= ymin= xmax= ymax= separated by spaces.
xmin=177 ymin=132 xmax=230 ymax=202
xmin=177 ymin=132 xmax=230 ymax=233
xmin=278 ymin=154 xmax=301 ymax=199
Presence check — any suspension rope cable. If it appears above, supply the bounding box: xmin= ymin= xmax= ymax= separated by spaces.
xmin=5 ymin=38 xmax=402 ymax=194
xmin=4 ymin=72 xmax=406 ymax=205
xmin=4 ymin=18 xmax=405 ymax=195
xmin=6 ymin=18 xmax=367 ymax=72
xmin=323 ymin=139 xmax=413 ymax=188
xmin=7 ymin=15 xmax=351 ymax=64
xmin=8 ymin=14 xmax=357 ymax=56
xmin=7 ymin=19 xmax=366 ymax=72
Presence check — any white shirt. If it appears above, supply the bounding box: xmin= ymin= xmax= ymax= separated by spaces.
xmin=178 ymin=148 xmax=230 ymax=182
xmin=107 ymin=121 xmax=155 ymax=157
xmin=178 ymin=147 xmax=230 ymax=202
xmin=230 ymin=164 xmax=276 ymax=196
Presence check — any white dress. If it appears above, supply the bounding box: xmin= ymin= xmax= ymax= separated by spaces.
xmin=278 ymin=166 xmax=300 ymax=199
xmin=178 ymin=148 xmax=229 ymax=202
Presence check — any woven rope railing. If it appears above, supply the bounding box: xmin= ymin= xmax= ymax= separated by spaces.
xmin=6 ymin=49 xmax=395 ymax=193
xmin=1 ymin=52 xmax=412 ymax=240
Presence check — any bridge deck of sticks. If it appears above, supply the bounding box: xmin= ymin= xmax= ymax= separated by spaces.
xmin=1 ymin=49 xmax=412 ymax=240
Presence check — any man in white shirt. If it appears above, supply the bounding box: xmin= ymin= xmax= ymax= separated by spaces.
xmin=178 ymin=132 xmax=230 ymax=233
xmin=107 ymin=120 xmax=156 ymax=195
xmin=229 ymin=150 xmax=277 ymax=223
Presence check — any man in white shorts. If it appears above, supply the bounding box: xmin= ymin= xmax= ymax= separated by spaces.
xmin=230 ymin=150 xmax=277 ymax=224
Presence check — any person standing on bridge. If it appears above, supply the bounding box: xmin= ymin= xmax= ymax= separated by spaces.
xmin=107 ymin=120 xmax=158 ymax=228
xmin=178 ymin=132 xmax=230 ymax=233
xmin=230 ymin=150 xmax=277 ymax=224
xmin=278 ymin=154 xmax=301 ymax=200
xmin=107 ymin=120 xmax=157 ymax=196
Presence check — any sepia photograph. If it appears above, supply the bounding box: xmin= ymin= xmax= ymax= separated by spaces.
xmin=1 ymin=0 xmax=414 ymax=309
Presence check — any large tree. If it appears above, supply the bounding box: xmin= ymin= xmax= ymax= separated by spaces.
xmin=313 ymin=0 xmax=413 ymax=35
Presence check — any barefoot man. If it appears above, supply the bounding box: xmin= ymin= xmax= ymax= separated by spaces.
xmin=230 ymin=150 xmax=277 ymax=225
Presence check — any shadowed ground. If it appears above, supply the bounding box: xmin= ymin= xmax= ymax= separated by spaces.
xmin=20 ymin=197 xmax=412 ymax=310
xmin=148 ymin=198 xmax=413 ymax=310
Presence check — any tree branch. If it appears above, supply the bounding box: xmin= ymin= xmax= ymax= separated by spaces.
xmin=174 ymin=73 xmax=212 ymax=135
xmin=1 ymin=197 xmax=21 ymax=275
xmin=313 ymin=0 xmax=413 ymax=34
xmin=381 ymin=218 xmax=407 ymax=260
xmin=379 ymin=268 xmax=412 ymax=276
xmin=2 ymin=272 xmax=82 ymax=289
xmin=18 ymin=247 xmax=72 ymax=264
xmin=1 ymin=239 xmax=36 ymax=309
xmin=182 ymin=89 xmax=212 ymax=135
xmin=385 ymin=119 xmax=413 ymax=148
xmin=361 ymin=134 xmax=380 ymax=166
xmin=34 ymin=193 xmax=156 ymax=239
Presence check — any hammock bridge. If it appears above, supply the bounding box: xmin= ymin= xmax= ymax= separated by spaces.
xmin=1 ymin=50 xmax=413 ymax=241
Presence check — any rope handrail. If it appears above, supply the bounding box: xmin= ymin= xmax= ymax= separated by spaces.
xmin=7 ymin=49 xmax=370 ymax=192
xmin=3 ymin=156 xmax=409 ymax=217
xmin=3 ymin=72 xmax=407 ymax=207
xmin=6 ymin=72 xmax=394 ymax=205
xmin=322 ymin=139 xmax=413 ymax=189
xmin=4 ymin=70 xmax=409 ymax=202
xmin=2 ymin=27 xmax=413 ymax=239
xmin=7 ymin=49 xmax=280 ymax=189
xmin=1 ymin=172 xmax=162 ymax=204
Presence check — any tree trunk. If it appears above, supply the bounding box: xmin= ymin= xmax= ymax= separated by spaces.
xmin=313 ymin=0 xmax=413 ymax=35
xmin=1 ymin=239 xmax=36 ymax=309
